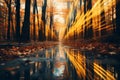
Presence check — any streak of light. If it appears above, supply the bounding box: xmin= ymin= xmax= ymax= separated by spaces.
xmin=64 ymin=0 xmax=116 ymax=40
xmin=94 ymin=63 xmax=116 ymax=80
xmin=65 ymin=48 xmax=116 ymax=80
xmin=65 ymin=49 xmax=86 ymax=79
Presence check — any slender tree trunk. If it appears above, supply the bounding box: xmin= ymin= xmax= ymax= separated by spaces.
xmin=84 ymin=0 xmax=87 ymax=39
xmin=11 ymin=14 xmax=15 ymax=40
xmin=7 ymin=0 xmax=11 ymax=41
xmin=49 ymin=13 xmax=53 ymax=40
xmin=33 ymin=0 xmax=39 ymax=41
xmin=80 ymin=0 xmax=82 ymax=9
xmin=21 ymin=0 xmax=31 ymax=42
xmin=114 ymin=0 xmax=120 ymax=43
xmin=79 ymin=0 xmax=83 ymax=39
xmin=100 ymin=0 xmax=106 ymax=36
xmin=33 ymin=0 xmax=36 ymax=41
xmin=73 ymin=9 xmax=76 ymax=21
xmin=41 ymin=0 xmax=47 ymax=41
xmin=87 ymin=0 xmax=93 ymax=39
xmin=15 ymin=0 xmax=20 ymax=42
xmin=116 ymin=0 xmax=120 ymax=35
xmin=36 ymin=7 xmax=40 ymax=41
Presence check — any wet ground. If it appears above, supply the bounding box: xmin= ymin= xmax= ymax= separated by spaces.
xmin=0 ymin=43 xmax=120 ymax=80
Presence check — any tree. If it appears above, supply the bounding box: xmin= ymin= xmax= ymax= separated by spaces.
xmin=0 ymin=2 xmax=6 ymax=40
xmin=0 ymin=4 xmax=4 ymax=25
xmin=83 ymin=0 xmax=93 ymax=39
xmin=15 ymin=0 xmax=20 ymax=42
xmin=116 ymin=0 xmax=120 ymax=36
xmin=100 ymin=0 xmax=106 ymax=36
xmin=33 ymin=0 xmax=36 ymax=41
xmin=83 ymin=0 xmax=87 ymax=39
xmin=87 ymin=0 xmax=93 ymax=39
xmin=11 ymin=10 xmax=15 ymax=40
xmin=21 ymin=0 xmax=31 ymax=42
xmin=79 ymin=0 xmax=82 ymax=9
xmin=39 ymin=0 xmax=47 ymax=41
xmin=49 ymin=12 xmax=53 ymax=40
xmin=35 ymin=1 xmax=40 ymax=41
xmin=4 ymin=0 xmax=12 ymax=41
xmin=32 ymin=0 xmax=40 ymax=41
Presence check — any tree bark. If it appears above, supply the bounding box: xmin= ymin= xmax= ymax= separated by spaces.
xmin=33 ymin=0 xmax=36 ymax=41
xmin=21 ymin=0 xmax=31 ymax=42
xmin=116 ymin=0 xmax=120 ymax=35
xmin=6 ymin=0 xmax=11 ymax=41
xmin=87 ymin=0 xmax=93 ymax=39
xmin=40 ymin=0 xmax=47 ymax=41
xmin=15 ymin=0 xmax=20 ymax=42
xmin=84 ymin=0 xmax=87 ymax=39
xmin=100 ymin=0 xmax=106 ymax=36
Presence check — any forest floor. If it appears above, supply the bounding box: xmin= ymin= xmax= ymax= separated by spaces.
xmin=0 ymin=41 xmax=59 ymax=61
xmin=0 ymin=40 xmax=120 ymax=61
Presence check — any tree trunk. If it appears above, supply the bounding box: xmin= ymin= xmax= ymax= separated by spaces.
xmin=40 ymin=0 xmax=47 ymax=41
xmin=87 ymin=0 xmax=93 ymax=39
xmin=36 ymin=5 xmax=40 ymax=41
xmin=21 ymin=0 xmax=31 ymax=42
xmin=11 ymin=14 xmax=15 ymax=40
xmin=15 ymin=0 xmax=20 ymax=42
xmin=49 ymin=13 xmax=53 ymax=40
xmin=33 ymin=0 xmax=36 ymax=41
xmin=80 ymin=0 xmax=82 ymax=9
xmin=100 ymin=0 xmax=106 ymax=36
xmin=33 ymin=0 xmax=39 ymax=41
xmin=7 ymin=0 xmax=11 ymax=41
xmin=116 ymin=0 xmax=120 ymax=35
xmin=84 ymin=0 xmax=87 ymax=39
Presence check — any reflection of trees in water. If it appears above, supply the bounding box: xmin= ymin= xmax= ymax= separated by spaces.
xmin=24 ymin=64 xmax=30 ymax=80
xmin=30 ymin=50 xmax=54 ymax=80
xmin=0 ymin=49 xmax=55 ymax=80
xmin=0 ymin=45 xmax=119 ymax=80
xmin=66 ymin=49 xmax=86 ymax=80
xmin=52 ymin=45 xmax=69 ymax=80
xmin=66 ymin=48 xmax=117 ymax=80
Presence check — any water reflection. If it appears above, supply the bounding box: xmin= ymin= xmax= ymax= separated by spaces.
xmin=66 ymin=49 xmax=86 ymax=80
xmin=65 ymin=48 xmax=119 ymax=80
xmin=53 ymin=44 xmax=68 ymax=80
xmin=0 ymin=45 xmax=120 ymax=80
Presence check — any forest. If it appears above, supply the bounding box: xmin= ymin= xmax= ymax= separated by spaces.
xmin=0 ymin=0 xmax=119 ymax=43
xmin=0 ymin=0 xmax=120 ymax=80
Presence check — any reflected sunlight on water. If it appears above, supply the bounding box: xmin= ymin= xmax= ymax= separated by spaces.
xmin=0 ymin=44 xmax=119 ymax=80
xmin=53 ymin=44 xmax=68 ymax=80
xmin=65 ymin=47 xmax=118 ymax=80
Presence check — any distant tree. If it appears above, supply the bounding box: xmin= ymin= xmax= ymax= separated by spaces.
xmin=0 ymin=3 xmax=5 ymax=26
xmin=100 ymin=0 xmax=106 ymax=36
xmin=15 ymin=0 xmax=20 ymax=42
xmin=0 ymin=3 xmax=5 ymax=40
xmin=11 ymin=10 xmax=15 ymax=40
xmin=21 ymin=0 xmax=31 ymax=42
xmin=73 ymin=8 xmax=76 ymax=22
xmin=84 ymin=0 xmax=87 ymax=39
xmin=87 ymin=0 xmax=93 ymax=39
xmin=49 ymin=12 xmax=53 ymax=40
xmin=33 ymin=0 xmax=37 ymax=41
xmin=4 ymin=0 xmax=12 ymax=41
xmin=79 ymin=0 xmax=82 ymax=9
xmin=79 ymin=0 xmax=84 ymax=39
xmin=116 ymin=0 xmax=120 ymax=36
xmin=35 ymin=1 xmax=40 ymax=41
xmin=0 ymin=4 xmax=4 ymax=24
xmin=39 ymin=0 xmax=47 ymax=41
